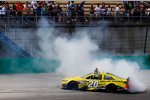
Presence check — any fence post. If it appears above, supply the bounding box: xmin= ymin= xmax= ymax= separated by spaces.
xmin=140 ymin=10 xmax=142 ymax=22
xmin=14 ymin=30 xmax=16 ymax=39
xmin=31 ymin=44 xmax=33 ymax=56
xmin=7 ymin=10 xmax=9 ymax=24
xmin=4 ymin=24 xmax=6 ymax=33
xmin=128 ymin=10 xmax=130 ymax=24
xmin=63 ymin=11 xmax=65 ymax=23
xmin=35 ymin=11 xmax=37 ymax=24
xmin=22 ymin=12 xmax=23 ymax=23
xmin=144 ymin=16 xmax=149 ymax=54
xmin=48 ymin=12 xmax=50 ymax=24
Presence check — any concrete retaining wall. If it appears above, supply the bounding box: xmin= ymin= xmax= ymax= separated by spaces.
xmin=4 ymin=26 xmax=150 ymax=56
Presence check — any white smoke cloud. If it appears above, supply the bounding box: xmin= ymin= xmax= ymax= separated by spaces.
xmin=54 ymin=36 xmax=98 ymax=76
xmin=37 ymin=17 xmax=56 ymax=59
xmin=128 ymin=76 xmax=146 ymax=93
xmin=36 ymin=18 xmax=146 ymax=93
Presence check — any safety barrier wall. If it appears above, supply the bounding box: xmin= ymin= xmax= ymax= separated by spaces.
xmin=1 ymin=26 xmax=150 ymax=56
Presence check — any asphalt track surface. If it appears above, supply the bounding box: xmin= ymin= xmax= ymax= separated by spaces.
xmin=0 ymin=70 xmax=150 ymax=100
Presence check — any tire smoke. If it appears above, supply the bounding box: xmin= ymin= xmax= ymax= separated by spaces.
xmin=128 ymin=76 xmax=146 ymax=93
xmin=37 ymin=18 xmax=146 ymax=93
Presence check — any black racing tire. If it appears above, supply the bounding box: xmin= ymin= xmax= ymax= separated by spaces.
xmin=106 ymin=84 xmax=117 ymax=93
xmin=67 ymin=82 xmax=78 ymax=90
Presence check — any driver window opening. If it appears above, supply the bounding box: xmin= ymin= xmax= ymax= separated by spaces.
xmin=86 ymin=75 xmax=102 ymax=80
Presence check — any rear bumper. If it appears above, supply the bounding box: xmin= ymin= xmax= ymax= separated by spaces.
xmin=117 ymin=86 xmax=129 ymax=92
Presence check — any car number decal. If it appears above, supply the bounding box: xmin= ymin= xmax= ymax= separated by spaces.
xmin=88 ymin=81 xmax=98 ymax=88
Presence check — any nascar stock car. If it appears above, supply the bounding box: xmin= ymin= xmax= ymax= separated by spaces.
xmin=61 ymin=71 xmax=129 ymax=93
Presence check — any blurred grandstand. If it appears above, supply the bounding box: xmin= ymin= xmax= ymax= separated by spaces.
xmin=0 ymin=1 xmax=150 ymax=57
xmin=0 ymin=0 xmax=150 ymax=25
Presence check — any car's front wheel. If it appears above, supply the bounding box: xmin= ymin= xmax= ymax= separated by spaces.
xmin=67 ymin=81 xmax=78 ymax=90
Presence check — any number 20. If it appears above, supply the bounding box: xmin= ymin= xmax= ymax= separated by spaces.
xmin=88 ymin=81 xmax=98 ymax=88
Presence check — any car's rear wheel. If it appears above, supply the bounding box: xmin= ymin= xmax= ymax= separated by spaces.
xmin=67 ymin=82 xmax=78 ymax=90
xmin=106 ymin=84 xmax=117 ymax=93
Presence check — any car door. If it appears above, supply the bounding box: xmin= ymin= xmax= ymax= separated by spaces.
xmin=103 ymin=75 xmax=115 ymax=86
xmin=85 ymin=74 xmax=102 ymax=90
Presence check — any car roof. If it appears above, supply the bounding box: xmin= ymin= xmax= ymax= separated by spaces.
xmin=84 ymin=72 xmax=121 ymax=77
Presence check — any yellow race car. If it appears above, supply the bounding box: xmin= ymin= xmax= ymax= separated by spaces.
xmin=61 ymin=72 xmax=129 ymax=93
